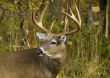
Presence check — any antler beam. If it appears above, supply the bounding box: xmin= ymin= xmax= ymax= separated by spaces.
xmin=33 ymin=5 xmax=81 ymax=36
xmin=33 ymin=5 xmax=49 ymax=33
xmin=56 ymin=5 xmax=81 ymax=36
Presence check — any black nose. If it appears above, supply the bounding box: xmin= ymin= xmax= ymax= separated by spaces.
xmin=36 ymin=48 xmax=43 ymax=55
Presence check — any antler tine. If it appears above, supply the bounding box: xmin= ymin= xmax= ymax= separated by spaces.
xmin=49 ymin=20 xmax=55 ymax=32
xmin=56 ymin=5 xmax=81 ymax=36
xmin=64 ymin=15 xmax=69 ymax=32
xmin=33 ymin=5 xmax=49 ymax=33
xmin=64 ymin=5 xmax=81 ymax=27
xmin=75 ymin=5 xmax=81 ymax=26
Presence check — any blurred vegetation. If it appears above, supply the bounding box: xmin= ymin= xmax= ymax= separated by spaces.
xmin=0 ymin=0 xmax=110 ymax=78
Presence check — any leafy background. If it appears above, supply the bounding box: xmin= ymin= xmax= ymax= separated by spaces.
xmin=0 ymin=0 xmax=110 ymax=78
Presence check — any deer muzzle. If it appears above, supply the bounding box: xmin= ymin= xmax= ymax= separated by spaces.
xmin=36 ymin=48 xmax=44 ymax=56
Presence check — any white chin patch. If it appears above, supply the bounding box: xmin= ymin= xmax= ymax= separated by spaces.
xmin=51 ymin=53 xmax=62 ymax=59
xmin=45 ymin=53 xmax=62 ymax=59
xmin=38 ymin=54 xmax=44 ymax=56
xmin=39 ymin=47 xmax=62 ymax=59
xmin=39 ymin=47 xmax=52 ymax=56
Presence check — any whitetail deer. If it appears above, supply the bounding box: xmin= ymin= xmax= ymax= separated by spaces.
xmin=0 ymin=5 xmax=81 ymax=78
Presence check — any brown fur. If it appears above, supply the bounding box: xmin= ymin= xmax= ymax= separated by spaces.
xmin=0 ymin=34 xmax=67 ymax=78
xmin=0 ymin=48 xmax=66 ymax=78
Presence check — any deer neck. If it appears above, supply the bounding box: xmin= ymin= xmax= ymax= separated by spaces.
xmin=41 ymin=50 xmax=66 ymax=75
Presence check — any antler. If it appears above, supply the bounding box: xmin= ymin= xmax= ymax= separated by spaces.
xmin=33 ymin=5 xmax=81 ymax=36
xmin=56 ymin=5 xmax=81 ymax=36
xmin=49 ymin=20 xmax=55 ymax=32
xmin=33 ymin=5 xmax=49 ymax=33
xmin=33 ymin=5 xmax=56 ymax=33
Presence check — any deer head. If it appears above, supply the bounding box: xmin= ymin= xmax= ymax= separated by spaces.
xmin=33 ymin=5 xmax=81 ymax=59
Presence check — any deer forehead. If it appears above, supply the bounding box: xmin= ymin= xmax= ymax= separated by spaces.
xmin=36 ymin=32 xmax=67 ymax=43
xmin=46 ymin=33 xmax=55 ymax=38
xmin=45 ymin=34 xmax=58 ymax=41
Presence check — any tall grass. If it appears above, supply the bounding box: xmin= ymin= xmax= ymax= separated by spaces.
xmin=59 ymin=24 xmax=110 ymax=78
xmin=0 ymin=1 xmax=110 ymax=78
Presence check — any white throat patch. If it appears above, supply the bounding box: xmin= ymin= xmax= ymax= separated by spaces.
xmin=39 ymin=47 xmax=62 ymax=59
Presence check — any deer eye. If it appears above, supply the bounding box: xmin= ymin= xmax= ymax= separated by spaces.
xmin=50 ymin=41 xmax=57 ymax=47
xmin=50 ymin=39 xmax=57 ymax=45
xmin=51 ymin=42 xmax=57 ymax=45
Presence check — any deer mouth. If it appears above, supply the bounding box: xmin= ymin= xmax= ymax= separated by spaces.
xmin=37 ymin=47 xmax=62 ymax=59
xmin=36 ymin=47 xmax=49 ymax=56
xmin=37 ymin=47 xmax=55 ymax=57
xmin=36 ymin=48 xmax=45 ymax=56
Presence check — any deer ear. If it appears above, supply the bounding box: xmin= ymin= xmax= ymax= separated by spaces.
xmin=36 ymin=32 xmax=46 ymax=41
xmin=60 ymin=35 xmax=67 ymax=42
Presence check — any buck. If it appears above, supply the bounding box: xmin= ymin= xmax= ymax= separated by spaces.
xmin=0 ymin=5 xmax=81 ymax=78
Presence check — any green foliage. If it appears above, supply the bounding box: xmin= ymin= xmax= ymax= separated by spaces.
xmin=58 ymin=23 xmax=110 ymax=78
xmin=0 ymin=0 xmax=110 ymax=78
